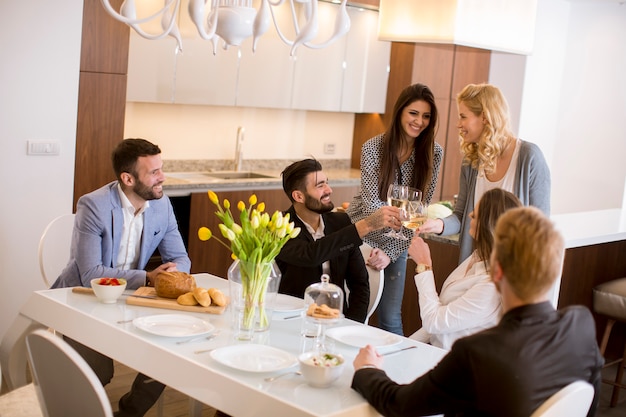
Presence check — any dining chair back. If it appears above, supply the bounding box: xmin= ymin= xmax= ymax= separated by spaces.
xmin=38 ymin=213 xmax=75 ymax=288
xmin=25 ymin=329 xmax=113 ymax=417
xmin=360 ymin=244 xmax=385 ymax=322
xmin=529 ymin=380 xmax=595 ymax=417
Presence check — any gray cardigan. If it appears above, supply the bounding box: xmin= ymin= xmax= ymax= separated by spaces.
xmin=441 ymin=140 xmax=551 ymax=263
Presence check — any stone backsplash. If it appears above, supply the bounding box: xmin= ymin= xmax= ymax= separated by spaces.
xmin=163 ymin=159 xmax=352 ymax=172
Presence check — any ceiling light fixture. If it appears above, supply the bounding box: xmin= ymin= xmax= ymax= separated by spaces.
xmin=100 ymin=0 xmax=351 ymax=56
xmin=377 ymin=0 xmax=538 ymax=55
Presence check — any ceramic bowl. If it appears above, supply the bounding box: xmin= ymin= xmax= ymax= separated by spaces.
xmin=90 ymin=278 xmax=127 ymax=304
xmin=298 ymin=351 xmax=345 ymax=388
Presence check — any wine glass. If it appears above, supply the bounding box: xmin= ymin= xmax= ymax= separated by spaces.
xmin=403 ymin=189 xmax=428 ymax=232
xmin=385 ymin=184 xmax=409 ymax=239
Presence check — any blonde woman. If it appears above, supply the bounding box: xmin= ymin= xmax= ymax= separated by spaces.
xmin=418 ymin=83 xmax=550 ymax=263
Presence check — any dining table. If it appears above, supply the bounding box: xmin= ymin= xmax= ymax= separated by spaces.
xmin=9 ymin=273 xmax=447 ymax=417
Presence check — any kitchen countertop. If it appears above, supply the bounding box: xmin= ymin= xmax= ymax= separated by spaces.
xmin=551 ymin=208 xmax=626 ymax=248
xmin=163 ymin=168 xmax=362 ymax=197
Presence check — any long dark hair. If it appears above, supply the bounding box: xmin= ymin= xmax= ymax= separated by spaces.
xmin=474 ymin=188 xmax=522 ymax=270
xmin=378 ymin=83 xmax=438 ymax=200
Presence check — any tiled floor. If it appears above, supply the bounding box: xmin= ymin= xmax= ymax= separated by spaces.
xmin=596 ymin=362 xmax=626 ymax=417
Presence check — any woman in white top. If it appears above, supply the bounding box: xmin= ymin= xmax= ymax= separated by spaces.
xmin=408 ymin=188 xmax=521 ymax=350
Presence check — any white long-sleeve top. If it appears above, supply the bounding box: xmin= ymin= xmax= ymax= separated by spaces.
xmin=410 ymin=252 xmax=502 ymax=350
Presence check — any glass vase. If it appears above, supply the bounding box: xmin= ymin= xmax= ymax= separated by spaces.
xmin=228 ymin=259 xmax=282 ymax=341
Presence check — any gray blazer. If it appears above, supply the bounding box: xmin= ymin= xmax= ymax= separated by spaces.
xmin=51 ymin=181 xmax=191 ymax=289
xmin=442 ymin=140 xmax=551 ymax=263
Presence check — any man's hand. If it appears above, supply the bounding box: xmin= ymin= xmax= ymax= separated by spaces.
xmin=353 ymin=344 xmax=383 ymax=371
xmin=146 ymin=262 xmax=178 ymax=286
xmin=366 ymin=248 xmax=391 ymax=271
xmin=356 ymin=206 xmax=402 ymax=237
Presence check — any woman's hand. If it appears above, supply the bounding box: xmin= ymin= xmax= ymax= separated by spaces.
xmin=367 ymin=248 xmax=391 ymax=270
xmin=408 ymin=236 xmax=432 ymax=266
xmin=417 ymin=218 xmax=444 ymax=234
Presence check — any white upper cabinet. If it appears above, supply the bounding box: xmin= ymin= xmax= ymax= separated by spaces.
xmin=341 ymin=7 xmax=390 ymax=113
xmin=126 ymin=3 xmax=390 ymax=113
xmin=127 ymin=34 xmax=177 ymax=103
xmin=174 ymin=38 xmax=239 ymax=106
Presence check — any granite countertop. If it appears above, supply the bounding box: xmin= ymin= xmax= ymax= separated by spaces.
xmin=163 ymin=167 xmax=362 ymax=197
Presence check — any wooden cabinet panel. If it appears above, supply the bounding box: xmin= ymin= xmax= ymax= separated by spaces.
xmin=74 ymin=72 xmax=127 ymax=203
xmin=80 ymin=0 xmax=129 ymax=74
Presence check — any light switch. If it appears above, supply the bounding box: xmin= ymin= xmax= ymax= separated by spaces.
xmin=27 ymin=141 xmax=60 ymax=156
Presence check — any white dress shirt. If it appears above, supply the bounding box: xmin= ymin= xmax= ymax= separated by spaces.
xmin=116 ymin=184 xmax=149 ymax=271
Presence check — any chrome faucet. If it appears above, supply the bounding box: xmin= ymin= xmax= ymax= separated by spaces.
xmin=234 ymin=126 xmax=244 ymax=172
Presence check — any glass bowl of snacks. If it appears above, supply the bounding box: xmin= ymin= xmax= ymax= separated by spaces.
xmin=90 ymin=278 xmax=127 ymax=304
xmin=303 ymin=274 xmax=344 ymax=351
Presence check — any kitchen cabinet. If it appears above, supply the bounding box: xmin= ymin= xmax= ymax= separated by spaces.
xmin=341 ymin=6 xmax=390 ymax=113
xmin=126 ymin=3 xmax=390 ymax=113
xmin=126 ymin=33 xmax=177 ymax=103
xmin=187 ymin=185 xmax=359 ymax=277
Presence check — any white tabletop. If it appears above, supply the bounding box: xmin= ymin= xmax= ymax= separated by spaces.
xmin=551 ymin=208 xmax=626 ymax=248
xmin=16 ymin=274 xmax=447 ymax=417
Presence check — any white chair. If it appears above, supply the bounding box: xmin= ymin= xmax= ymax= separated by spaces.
xmin=25 ymin=329 xmax=113 ymax=417
xmin=529 ymin=380 xmax=595 ymax=417
xmin=38 ymin=214 xmax=75 ymax=288
xmin=360 ymin=244 xmax=385 ymax=322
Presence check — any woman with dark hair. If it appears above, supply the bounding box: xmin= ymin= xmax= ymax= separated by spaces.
xmin=408 ymin=188 xmax=521 ymax=350
xmin=347 ymin=83 xmax=443 ymax=335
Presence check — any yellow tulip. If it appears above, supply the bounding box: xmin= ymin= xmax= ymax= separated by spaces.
xmin=249 ymin=194 xmax=257 ymax=205
xmin=251 ymin=213 xmax=260 ymax=229
xmin=257 ymin=202 xmax=265 ymax=212
xmin=198 ymin=227 xmax=212 ymax=241
xmin=286 ymin=222 xmax=294 ymax=234
xmin=231 ymin=253 xmax=238 ymax=260
xmin=289 ymin=227 xmax=301 ymax=238
xmin=276 ymin=227 xmax=287 ymax=238
xmin=232 ymin=223 xmax=243 ymax=235
xmin=219 ymin=224 xmax=236 ymax=241
xmin=237 ymin=201 xmax=245 ymax=212
xmin=223 ymin=199 xmax=230 ymax=209
xmin=207 ymin=190 xmax=219 ymax=205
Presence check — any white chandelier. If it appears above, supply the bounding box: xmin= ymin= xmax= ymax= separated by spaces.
xmin=100 ymin=0 xmax=351 ymax=56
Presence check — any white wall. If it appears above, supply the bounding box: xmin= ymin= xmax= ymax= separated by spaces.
xmin=520 ymin=0 xmax=626 ymax=214
xmin=124 ymin=103 xmax=355 ymax=161
xmin=0 ymin=1 xmax=82 ymax=340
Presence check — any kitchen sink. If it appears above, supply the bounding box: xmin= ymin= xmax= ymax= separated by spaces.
xmin=206 ymin=171 xmax=276 ymax=180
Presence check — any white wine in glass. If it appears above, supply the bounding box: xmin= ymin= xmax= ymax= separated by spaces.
xmin=402 ymin=189 xmax=426 ymax=231
xmin=385 ymin=184 xmax=409 ymax=239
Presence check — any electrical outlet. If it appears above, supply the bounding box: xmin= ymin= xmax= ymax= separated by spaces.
xmin=324 ymin=143 xmax=336 ymax=155
xmin=27 ymin=141 xmax=60 ymax=156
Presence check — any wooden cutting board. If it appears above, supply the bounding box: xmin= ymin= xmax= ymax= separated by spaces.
xmin=71 ymin=286 xmax=228 ymax=314
xmin=126 ymin=287 xmax=228 ymax=314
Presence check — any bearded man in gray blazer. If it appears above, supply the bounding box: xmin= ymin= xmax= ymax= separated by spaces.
xmin=51 ymin=138 xmax=191 ymax=417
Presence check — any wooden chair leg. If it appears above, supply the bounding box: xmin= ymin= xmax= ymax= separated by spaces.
xmin=599 ymin=319 xmax=616 ymax=355
xmin=610 ymin=341 xmax=626 ymax=407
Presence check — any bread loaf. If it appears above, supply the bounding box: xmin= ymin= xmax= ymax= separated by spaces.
xmin=154 ymin=271 xmax=196 ymax=299
xmin=208 ymin=288 xmax=227 ymax=306
xmin=177 ymin=292 xmax=198 ymax=306
xmin=193 ymin=287 xmax=212 ymax=307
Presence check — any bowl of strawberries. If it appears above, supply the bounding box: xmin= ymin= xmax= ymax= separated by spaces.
xmin=90 ymin=277 xmax=127 ymax=304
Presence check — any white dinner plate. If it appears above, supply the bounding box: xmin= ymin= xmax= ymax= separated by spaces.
xmin=133 ymin=314 xmax=214 ymax=337
xmin=210 ymin=344 xmax=298 ymax=373
xmin=326 ymin=325 xmax=402 ymax=348
xmin=273 ymin=294 xmax=305 ymax=313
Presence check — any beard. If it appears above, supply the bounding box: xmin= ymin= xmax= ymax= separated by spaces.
xmin=133 ymin=179 xmax=163 ymax=201
xmin=304 ymin=192 xmax=334 ymax=214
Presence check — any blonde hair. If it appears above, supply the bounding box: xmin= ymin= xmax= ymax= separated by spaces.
xmin=493 ymin=207 xmax=564 ymax=301
xmin=457 ymin=83 xmax=515 ymax=174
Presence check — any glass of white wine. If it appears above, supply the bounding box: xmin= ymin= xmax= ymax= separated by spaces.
xmin=385 ymin=184 xmax=409 ymax=239
xmin=403 ymin=188 xmax=427 ymax=232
